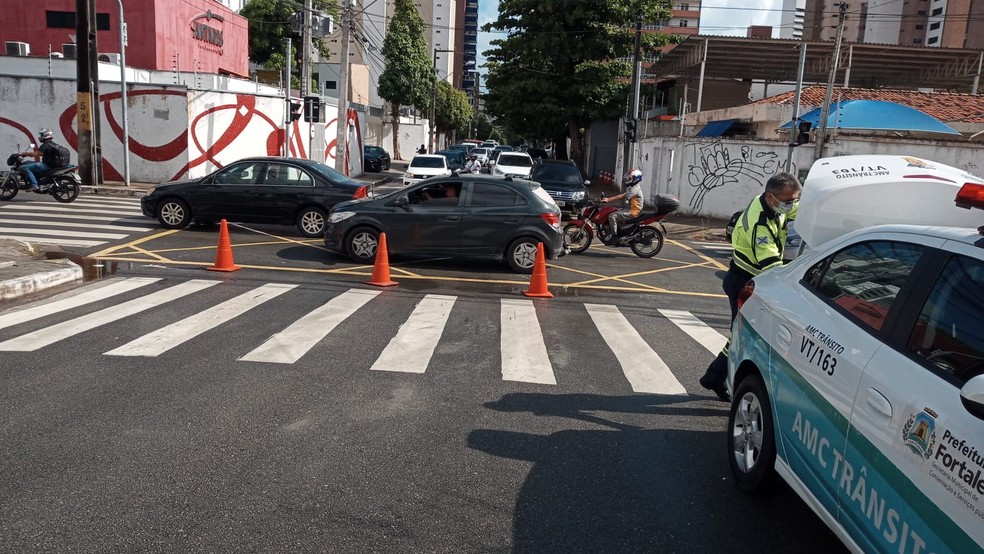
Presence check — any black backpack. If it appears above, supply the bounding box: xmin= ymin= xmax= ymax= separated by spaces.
xmin=51 ymin=143 xmax=71 ymax=167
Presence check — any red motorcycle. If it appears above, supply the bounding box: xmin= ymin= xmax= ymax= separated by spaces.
xmin=562 ymin=195 xmax=679 ymax=258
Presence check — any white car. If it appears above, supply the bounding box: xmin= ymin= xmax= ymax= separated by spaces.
xmin=727 ymin=155 xmax=984 ymax=554
xmin=471 ymin=147 xmax=491 ymax=166
xmin=404 ymin=154 xmax=451 ymax=186
xmin=492 ymin=152 xmax=534 ymax=179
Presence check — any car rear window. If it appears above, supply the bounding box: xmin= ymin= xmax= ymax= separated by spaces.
xmin=498 ymin=155 xmax=532 ymax=167
xmin=412 ymin=157 xmax=447 ymax=169
xmin=470 ymin=184 xmax=526 ymax=207
xmin=307 ymin=162 xmax=361 ymax=187
xmin=531 ymin=163 xmax=582 ymax=184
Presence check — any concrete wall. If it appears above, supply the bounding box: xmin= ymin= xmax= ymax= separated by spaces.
xmin=0 ymin=74 xmax=368 ymax=183
xmin=630 ymin=135 xmax=984 ymax=219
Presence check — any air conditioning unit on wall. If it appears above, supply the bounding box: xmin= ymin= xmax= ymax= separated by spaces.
xmin=98 ymin=53 xmax=122 ymax=64
xmin=62 ymin=43 xmax=77 ymax=59
xmin=5 ymin=41 xmax=30 ymax=56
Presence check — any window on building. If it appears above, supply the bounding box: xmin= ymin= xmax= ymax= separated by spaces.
xmin=916 ymin=24 xmax=924 ymax=30
xmin=680 ymin=3 xmax=690 ymax=10
xmin=914 ymin=37 xmax=923 ymax=43
xmin=931 ymin=7 xmax=943 ymax=15
xmin=918 ymin=10 xmax=927 ymax=15
xmin=679 ymin=20 xmax=688 ymax=27
xmin=930 ymin=21 xmax=941 ymax=30
xmin=46 ymin=10 xmax=110 ymax=30
xmin=927 ymin=36 xmax=939 ymax=44
xmin=324 ymin=81 xmax=337 ymax=90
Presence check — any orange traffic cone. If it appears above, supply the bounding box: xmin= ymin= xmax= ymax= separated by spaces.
xmin=207 ymin=219 xmax=241 ymax=272
xmin=522 ymin=242 xmax=553 ymax=298
xmin=365 ymin=232 xmax=398 ymax=287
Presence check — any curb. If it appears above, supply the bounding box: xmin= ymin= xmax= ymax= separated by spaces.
xmin=81 ymin=185 xmax=150 ymax=198
xmin=0 ymin=258 xmax=82 ymax=301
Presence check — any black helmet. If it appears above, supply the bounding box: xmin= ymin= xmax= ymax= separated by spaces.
xmin=38 ymin=128 xmax=54 ymax=142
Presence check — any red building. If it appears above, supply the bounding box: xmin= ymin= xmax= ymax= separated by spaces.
xmin=1 ymin=0 xmax=249 ymax=76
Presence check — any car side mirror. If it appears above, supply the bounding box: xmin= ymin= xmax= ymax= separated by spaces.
xmin=961 ymin=374 xmax=984 ymax=420
xmin=393 ymin=194 xmax=410 ymax=209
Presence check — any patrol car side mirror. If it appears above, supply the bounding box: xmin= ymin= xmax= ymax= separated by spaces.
xmin=960 ymin=374 xmax=984 ymax=420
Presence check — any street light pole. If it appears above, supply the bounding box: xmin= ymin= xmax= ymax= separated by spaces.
xmin=429 ymin=48 xmax=455 ymax=153
xmin=115 ymin=0 xmax=129 ymax=186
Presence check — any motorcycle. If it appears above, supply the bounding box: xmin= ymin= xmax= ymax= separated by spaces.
xmin=1 ymin=152 xmax=81 ymax=203
xmin=562 ymin=194 xmax=680 ymax=258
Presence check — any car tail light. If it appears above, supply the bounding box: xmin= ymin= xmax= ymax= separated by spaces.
xmin=540 ymin=213 xmax=560 ymax=228
xmin=955 ymin=182 xmax=984 ymax=210
xmin=352 ymin=186 xmax=368 ymax=199
xmin=737 ymin=279 xmax=755 ymax=310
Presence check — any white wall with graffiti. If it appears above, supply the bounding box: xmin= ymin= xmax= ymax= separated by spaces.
xmin=0 ymin=73 xmax=366 ymax=184
xmin=631 ymin=136 xmax=984 ymax=219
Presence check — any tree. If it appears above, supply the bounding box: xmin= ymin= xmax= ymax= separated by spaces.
xmin=378 ymin=0 xmax=433 ymax=161
xmin=482 ymin=0 xmax=671 ymax=169
xmin=435 ymin=81 xmax=474 ymax=148
xmin=240 ymin=0 xmax=337 ymax=76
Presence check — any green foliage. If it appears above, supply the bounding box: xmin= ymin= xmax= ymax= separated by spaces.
xmin=378 ymin=0 xmax=433 ymax=113
xmin=240 ymin=0 xmax=337 ymax=69
xmin=482 ymin=0 xmax=672 ymax=164
xmin=436 ymin=81 xmax=474 ymax=136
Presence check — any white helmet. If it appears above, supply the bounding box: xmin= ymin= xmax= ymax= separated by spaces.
xmin=623 ymin=168 xmax=643 ymax=186
xmin=38 ymin=128 xmax=54 ymax=142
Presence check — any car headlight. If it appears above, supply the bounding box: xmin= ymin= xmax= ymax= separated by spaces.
xmin=573 ymin=191 xmax=586 ymax=201
xmin=329 ymin=211 xmax=356 ymax=223
xmin=493 ymin=166 xmax=504 ymax=175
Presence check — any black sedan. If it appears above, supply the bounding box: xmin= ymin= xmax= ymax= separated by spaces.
xmin=141 ymin=157 xmax=370 ymax=238
xmin=530 ymin=159 xmax=589 ymax=217
xmin=324 ymin=174 xmax=566 ymax=273
xmin=435 ymin=149 xmax=466 ymax=171
xmin=363 ymin=145 xmax=391 ymax=172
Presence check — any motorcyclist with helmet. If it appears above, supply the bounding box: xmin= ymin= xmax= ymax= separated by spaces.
xmin=600 ymin=168 xmax=644 ymax=245
xmin=465 ymin=153 xmax=482 ymax=174
xmin=17 ymin=128 xmax=70 ymax=192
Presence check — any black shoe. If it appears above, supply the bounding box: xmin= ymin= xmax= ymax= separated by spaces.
xmin=699 ymin=375 xmax=731 ymax=402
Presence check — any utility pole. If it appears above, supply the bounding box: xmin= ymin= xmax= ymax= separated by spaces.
xmin=621 ymin=16 xmax=643 ymax=185
xmin=284 ymin=37 xmax=292 ymax=157
xmin=301 ymin=0 xmax=312 ymax=97
xmin=334 ymin=4 xmax=351 ymax=173
xmin=75 ymin=0 xmax=96 ymax=186
xmin=814 ymin=2 xmax=848 ymax=160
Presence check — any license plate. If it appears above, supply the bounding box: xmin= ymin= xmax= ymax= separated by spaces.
xmin=555 ymin=200 xmax=565 ymax=207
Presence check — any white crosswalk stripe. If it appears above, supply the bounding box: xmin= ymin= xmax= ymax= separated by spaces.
xmin=371 ymin=294 xmax=456 ymax=373
xmin=0 ymin=278 xmax=731 ymax=395
xmin=0 ymin=196 xmax=152 ymax=247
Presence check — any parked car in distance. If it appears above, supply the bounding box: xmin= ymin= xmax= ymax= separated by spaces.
xmin=450 ymin=144 xmax=475 ymax=154
xmin=471 ymin=147 xmax=491 ymax=166
xmin=363 ymin=145 xmax=391 ymax=172
xmin=140 ymin=157 xmax=369 ymax=238
xmin=529 ymin=159 xmax=589 ymax=217
xmin=435 ymin=149 xmax=466 ymax=171
xmin=525 ymin=147 xmax=549 ymax=160
xmin=404 ymin=154 xmax=452 ymax=186
xmin=481 ymin=140 xmax=499 ymax=149
xmin=493 ymin=152 xmax=535 ymax=179
xmin=325 ymin=174 xmax=566 ymax=273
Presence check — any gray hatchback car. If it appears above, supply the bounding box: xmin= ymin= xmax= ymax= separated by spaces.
xmin=324 ymin=174 xmax=566 ymax=273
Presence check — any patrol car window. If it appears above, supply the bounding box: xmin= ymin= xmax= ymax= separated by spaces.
xmin=812 ymin=241 xmax=924 ymax=332
xmin=906 ymin=255 xmax=984 ymax=385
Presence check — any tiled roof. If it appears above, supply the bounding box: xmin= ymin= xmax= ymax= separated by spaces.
xmin=751 ymin=87 xmax=984 ymax=124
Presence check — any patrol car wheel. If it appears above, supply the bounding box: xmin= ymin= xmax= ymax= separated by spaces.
xmin=728 ymin=374 xmax=777 ymax=493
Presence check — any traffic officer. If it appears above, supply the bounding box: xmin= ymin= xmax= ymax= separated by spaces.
xmin=699 ymin=171 xmax=801 ymax=401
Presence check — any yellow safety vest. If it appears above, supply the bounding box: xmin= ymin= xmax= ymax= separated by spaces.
xmin=731 ymin=194 xmax=791 ymax=276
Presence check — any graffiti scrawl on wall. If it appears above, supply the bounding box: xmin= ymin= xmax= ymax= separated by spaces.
xmin=685 ymin=141 xmax=791 ymax=213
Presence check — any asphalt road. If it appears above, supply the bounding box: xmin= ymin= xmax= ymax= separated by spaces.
xmin=0 ymin=196 xmax=846 ymax=552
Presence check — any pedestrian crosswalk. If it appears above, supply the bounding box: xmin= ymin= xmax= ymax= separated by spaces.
xmin=0 ymin=278 xmax=730 ymax=395
xmin=0 ymin=196 xmax=153 ymax=247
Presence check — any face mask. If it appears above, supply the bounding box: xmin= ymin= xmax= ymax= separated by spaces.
xmin=774 ymin=200 xmax=797 ymax=215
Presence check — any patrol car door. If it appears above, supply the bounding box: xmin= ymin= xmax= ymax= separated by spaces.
xmin=844 ymin=242 xmax=984 ymax=553
xmin=771 ymin=237 xmax=924 ymax=523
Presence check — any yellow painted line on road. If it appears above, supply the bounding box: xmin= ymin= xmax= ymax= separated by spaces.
xmin=89 ymin=229 xmax=181 ymax=258
xmin=548 ymin=264 xmax=667 ymax=292
xmin=667 ymin=238 xmax=729 ymax=271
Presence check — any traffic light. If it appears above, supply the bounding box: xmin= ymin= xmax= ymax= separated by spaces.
xmin=795 ymin=120 xmax=812 ymax=145
xmin=289 ymin=100 xmax=302 ymax=122
xmin=624 ymin=119 xmax=637 ymax=142
xmin=303 ymin=96 xmax=321 ymax=123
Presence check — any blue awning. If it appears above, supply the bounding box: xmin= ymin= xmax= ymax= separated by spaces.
xmin=695 ymin=119 xmax=737 ymax=137
xmin=779 ymin=100 xmax=960 ymax=135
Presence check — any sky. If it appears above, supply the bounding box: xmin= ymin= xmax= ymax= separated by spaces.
xmin=475 ymin=1 xmax=784 ymax=76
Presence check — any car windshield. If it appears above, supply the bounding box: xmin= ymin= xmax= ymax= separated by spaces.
xmin=498 ymin=155 xmax=532 ymax=168
xmin=532 ymin=163 xmax=582 ymax=184
xmin=411 ymin=157 xmax=446 ymax=169
xmin=473 ymin=148 xmax=489 ymax=155
xmin=305 ymin=162 xmax=361 ymax=186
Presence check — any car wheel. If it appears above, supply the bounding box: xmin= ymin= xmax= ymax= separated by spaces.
xmin=727 ymin=374 xmax=777 ymax=493
xmin=156 ymin=198 xmax=192 ymax=229
xmin=630 ymin=226 xmax=664 ymax=258
xmin=346 ymin=226 xmax=380 ymax=264
xmin=296 ymin=206 xmax=326 ymax=238
xmin=562 ymin=222 xmax=593 ymax=254
xmin=506 ymin=237 xmax=540 ymax=274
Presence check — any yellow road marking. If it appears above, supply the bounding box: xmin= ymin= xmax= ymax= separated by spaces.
xmin=667 ymin=238 xmax=729 ymax=271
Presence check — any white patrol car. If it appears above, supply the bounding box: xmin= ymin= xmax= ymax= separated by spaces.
xmin=727 ymin=155 xmax=984 ymax=554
